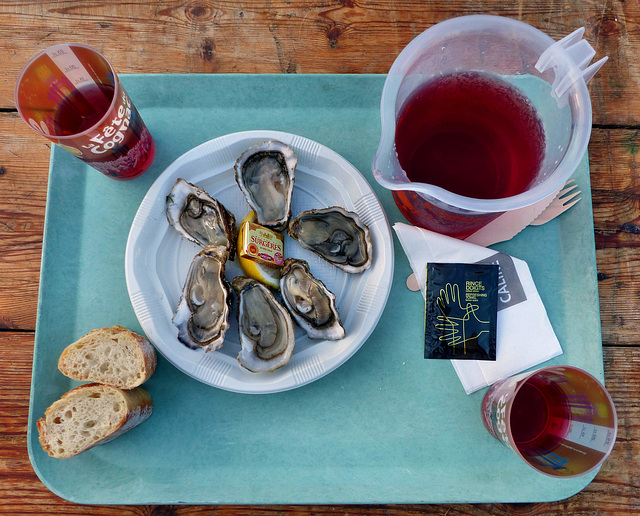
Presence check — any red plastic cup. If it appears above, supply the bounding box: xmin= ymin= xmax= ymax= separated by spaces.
xmin=15 ymin=44 xmax=155 ymax=180
xmin=482 ymin=366 xmax=617 ymax=478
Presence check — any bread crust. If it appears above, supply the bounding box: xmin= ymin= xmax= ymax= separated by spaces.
xmin=58 ymin=325 xmax=157 ymax=389
xmin=37 ymin=383 xmax=152 ymax=459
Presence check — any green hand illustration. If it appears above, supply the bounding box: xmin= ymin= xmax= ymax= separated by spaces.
xmin=434 ymin=282 xmax=490 ymax=354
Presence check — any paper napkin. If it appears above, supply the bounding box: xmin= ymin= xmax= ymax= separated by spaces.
xmin=393 ymin=223 xmax=563 ymax=394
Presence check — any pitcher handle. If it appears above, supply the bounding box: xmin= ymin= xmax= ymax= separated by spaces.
xmin=535 ymin=27 xmax=608 ymax=107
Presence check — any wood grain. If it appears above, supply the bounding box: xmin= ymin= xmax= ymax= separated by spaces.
xmin=0 ymin=0 xmax=634 ymax=125
xmin=2 ymin=332 xmax=636 ymax=515
xmin=590 ymin=129 xmax=640 ymax=345
xmin=0 ymin=113 xmax=49 ymax=330
xmin=1 ymin=0 xmax=639 ymax=514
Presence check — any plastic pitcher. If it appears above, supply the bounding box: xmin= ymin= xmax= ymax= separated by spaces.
xmin=372 ymin=15 xmax=607 ymax=238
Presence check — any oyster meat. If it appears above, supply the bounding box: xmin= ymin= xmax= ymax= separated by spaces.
xmin=232 ymin=276 xmax=295 ymax=372
xmin=287 ymin=207 xmax=372 ymax=274
xmin=279 ymin=258 xmax=345 ymax=340
xmin=166 ymin=178 xmax=237 ymax=259
xmin=234 ymin=140 xmax=296 ymax=231
xmin=173 ymin=246 xmax=232 ymax=352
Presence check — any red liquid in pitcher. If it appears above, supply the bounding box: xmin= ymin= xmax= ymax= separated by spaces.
xmin=394 ymin=71 xmax=545 ymax=199
xmin=510 ymin=378 xmax=572 ymax=455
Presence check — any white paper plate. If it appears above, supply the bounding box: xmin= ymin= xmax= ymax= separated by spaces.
xmin=125 ymin=130 xmax=394 ymax=394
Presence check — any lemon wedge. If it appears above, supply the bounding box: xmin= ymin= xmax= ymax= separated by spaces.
xmin=237 ymin=211 xmax=281 ymax=290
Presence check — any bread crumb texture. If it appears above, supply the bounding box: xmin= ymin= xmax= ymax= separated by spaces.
xmin=58 ymin=325 xmax=157 ymax=389
xmin=37 ymin=384 xmax=152 ymax=459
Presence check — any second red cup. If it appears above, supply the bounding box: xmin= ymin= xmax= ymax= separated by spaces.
xmin=482 ymin=366 xmax=617 ymax=478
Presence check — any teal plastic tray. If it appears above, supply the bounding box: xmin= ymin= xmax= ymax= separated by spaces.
xmin=28 ymin=74 xmax=601 ymax=504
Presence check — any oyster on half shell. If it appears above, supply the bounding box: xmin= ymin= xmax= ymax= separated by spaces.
xmin=232 ymin=276 xmax=295 ymax=372
xmin=234 ymin=140 xmax=296 ymax=231
xmin=287 ymin=206 xmax=372 ymax=274
xmin=173 ymin=246 xmax=232 ymax=352
xmin=279 ymin=258 xmax=345 ymax=340
xmin=166 ymin=178 xmax=237 ymax=259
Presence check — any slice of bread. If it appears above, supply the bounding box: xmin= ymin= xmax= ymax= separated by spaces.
xmin=58 ymin=325 xmax=157 ymax=389
xmin=37 ymin=383 xmax=152 ymax=459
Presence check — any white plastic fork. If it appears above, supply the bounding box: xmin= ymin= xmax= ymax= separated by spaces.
xmin=529 ymin=179 xmax=581 ymax=226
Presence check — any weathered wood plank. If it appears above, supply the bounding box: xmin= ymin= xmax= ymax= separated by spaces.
xmin=591 ymin=129 xmax=640 ymax=240
xmin=1 ymin=3 xmax=639 ymax=513
xmin=589 ymin=128 xmax=640 ymax=344
xmin=1 ymin=331 xmax=636 ymax=514
xmin=597 ymin=247 xmax=640 ymax=345
xmin=0 ymin=1 xmax=633 ymax=125
xmin=0 ymin=112 xmax=49 ymax=330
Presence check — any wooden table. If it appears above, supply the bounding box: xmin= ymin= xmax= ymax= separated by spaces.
xmin=1 ymin=1 xmax=638 ymax=514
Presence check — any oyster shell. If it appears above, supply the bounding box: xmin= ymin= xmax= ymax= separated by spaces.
xmin=173 ymin=246 xmax=232 ymax=352
xmin=287 ymin=207 xmax=372 ymax=274
xmin=166 ymin=178 xmax=237 ymax=259
xmin=234 ymin=140 xmax=296 ymax=231
xmin=232 ymin=276 xmax=295 ymax=372
xmin=279 ymin=258 xmax=345 ymax=340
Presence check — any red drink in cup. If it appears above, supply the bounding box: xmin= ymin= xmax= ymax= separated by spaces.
xmin=15 ymin=44 xmax=155 ymax=180
xmin=508 ymin=376 xmax=572 ymax=456
xmin=482 ymin=366 xmax=617 ymax=477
